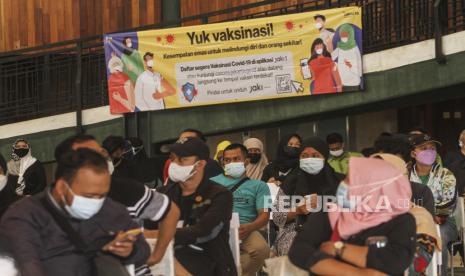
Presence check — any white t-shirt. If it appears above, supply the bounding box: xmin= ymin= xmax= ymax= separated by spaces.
xmin=134 ymin=70 xmax=164 ymax=111
xmin=331 ymin=46 xmax=362 ymax=87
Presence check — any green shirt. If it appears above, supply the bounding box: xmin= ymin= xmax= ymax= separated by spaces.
xmin=122 ymin=50 xmax=145 ymax=84
xmin=418 ymin=174 xmax=430 ymax=186
xmin=328 ymin=151 xmax=363 ymax=175
xmin=210 ymin=174 xmax=270 ymax=224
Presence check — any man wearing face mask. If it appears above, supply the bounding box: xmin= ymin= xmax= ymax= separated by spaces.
xmin=313 ymin=14 xmax=335 ymax=49
xmin=7 ymin=139 xmax=47 ymax=196
xmin=134 ymin=52 xmax=175 ymax=111
xmin=157 ymin=137 xmax=236 ymax=276
xmin=272 ymin=137 xmax=344 ymax=256
xmin=102 ymin=135 xmax=136 ymax=179
xmin=326 ymin=133 xmax=362 ymax=175
xmin=408 ymin=134 xmax=458 ymax=275
xmin=211 ymin=143 xmax=271 ymax=276
xmin=54 ymin=134 xmax=180 ymax=269
xmin=0 ymin=149 xmax=151 ymax=276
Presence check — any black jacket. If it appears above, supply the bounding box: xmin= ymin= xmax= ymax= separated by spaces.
xmin=449 ymin=159 xmax=465 ymax=197
xmin=0 ymin=191 xmax=150 ymax=276
xmin=158 ymin=177 xmax=237 ymax=276
xmin=410 ymin=181 xmax=435 ymax=216
xmin=0 ymin=175 xmax=20 ymax=218
xmin=10 ymin=160 xmax=47 ymax=195
xmin=288 ymin=211 xmax=416 ymax=276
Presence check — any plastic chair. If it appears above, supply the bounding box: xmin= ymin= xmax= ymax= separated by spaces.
xmin=229 ymin=212 xmax=242 ymax=276
xmin=425 ymin=250 xmax=438 ymax=276
xmin=146 ymin=238 xmax=175 ymax=276
xmin=450 ymin=197 xmax=465 ymax=276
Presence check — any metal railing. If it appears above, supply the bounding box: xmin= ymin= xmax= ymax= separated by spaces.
xmin=0 ymin=0 xmax=463 ymax=127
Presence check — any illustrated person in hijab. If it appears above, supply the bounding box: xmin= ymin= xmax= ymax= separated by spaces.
xmin=328 ymin=23 xmax=362 ymax=91
xmin=272 ymin=137 xmax=343 ymax=256
xmin=214 ymin=140 xmax=232 ymax=167
xmin=262 ymin=134 xmax=302 ymax=185
xmin=288 ymin=157 xmax=416 ymax=276
xmin=121 ymin=36 xmax=145 ymax=84
xmin=6 ymin=139 xmax=46 ymax=196
xmin=308 ymin=38 xmax=342 ymax=94
xmin=243 ymin=138 xmax=269 ymax=180
xmin=107 ymin=52 xmax=135 ymax=113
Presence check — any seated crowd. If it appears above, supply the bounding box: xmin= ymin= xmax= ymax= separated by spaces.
xmin=0 ymin=127 xmax=464 ymax=276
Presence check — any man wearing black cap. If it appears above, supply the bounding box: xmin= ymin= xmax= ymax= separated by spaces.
xmin=158 ymin=137 xmax=236 ymax=276
xmin=408 ymin=134 xmax=458 ymax=275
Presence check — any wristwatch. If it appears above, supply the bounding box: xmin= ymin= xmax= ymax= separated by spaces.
xmin=334 ymin=241 xmax=346 ymax=258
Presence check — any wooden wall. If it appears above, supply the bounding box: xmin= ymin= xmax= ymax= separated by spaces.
xmin=0 ymin=0 xmax=162 ymax=52
xmin=180 ymin=0 xmax=308 ymax=26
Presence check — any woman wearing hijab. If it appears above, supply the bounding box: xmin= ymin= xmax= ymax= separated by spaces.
xmin=272 ymin=137 xmax=344 ymax=256
xmin=329 ymin=23 xmax=362 ymax=91
xmin=6 ymin=139 xmax=47 ymax=196
xmin=288 ymin=157 xmax=416 ymax=276
xmin=262 ymin=134 xmax=302 ymax=185
xmin=214 ymin=140 xmax=232 ymax=167
xmin=243 ymin=138 xmax=269 ymax=180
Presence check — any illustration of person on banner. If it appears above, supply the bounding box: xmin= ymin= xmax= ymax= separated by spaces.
xmin=107 ymin=52 xmax=135 ymax=113
xmin=134 ymin=52 xmax=176 ymax=111
xmin=314 ymin=14 xmax=335 ymax=49
xmin=121 ymin=36 xmax=145 ymax=84
xmin=328 ymin=23 xmax=362 ymax=91
xmin=308 ymin=38 xmax=342 ymax=94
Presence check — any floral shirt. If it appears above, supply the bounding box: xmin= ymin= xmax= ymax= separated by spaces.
xmin=410 ymin=164 xmax=457 ymax=217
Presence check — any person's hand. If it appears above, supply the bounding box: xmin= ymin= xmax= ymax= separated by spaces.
xmin=112 ymin=92 xmax=122 ymax=101
xmin=102 ymin=231 xmax=136 ymax=258
xmin=153 ymin=92 xmax=163 ymax=100
xmin=319 ymin=241 xmax=335 ymax=256
xmin=239 ymin=223 xmax=254 ymax=240
xmin=147 ymin=254 xmax=162 ymax=267
xmin=267 ymin=177 xmax=276 ymax=184
xmin=296 ymin=194 xmax=317 ymax=215
xmin=336 ymin=85 xmax=342 ymax=92
xmin=344 ymin=59 xmax=352 ymax=68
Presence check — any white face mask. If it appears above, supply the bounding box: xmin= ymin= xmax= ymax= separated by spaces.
xmin=330 ymin=149 xmax=344 ymax=157
xmin=126 ymin=42 xmax=132 ymax=48
xmin=63 ymin=184 xmax=105 ymax=220
xmin=0 ymin=175 xmax=7 ymax=192
xmin=146 ymin=59 xmax=154 ymax=68
xmin=300 ymin=158 xmax=325 ymax=175
xmin=114 ymin=65 xmax=123 ymax=72
xmin=169 ymin=162 xmax=197 ymax=183
xmin=224 ymin=162 xmax=246 ymax=179
xmin=460 ymin=140 xmax=464 ymax=148
xmin=107 ymin=160 xmax=114 ymax=175
xmin=315 ymin=48 xmax=323 ymax=55
xmin=315 ymin=22 xmax=323 ymax=29
xmin=341 ymin=37 xmax=349 ymax=43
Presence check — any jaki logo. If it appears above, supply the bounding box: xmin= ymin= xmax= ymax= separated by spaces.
xmin=249 ymin=83 xmax=264 ymax=93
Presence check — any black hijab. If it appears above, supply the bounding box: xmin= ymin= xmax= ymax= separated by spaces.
xmin=273 ymin=133 xmax=302 ymax=172
xmin=281 ymin=137 xmax=342 ymax=197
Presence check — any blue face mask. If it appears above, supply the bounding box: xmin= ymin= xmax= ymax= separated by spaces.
xmin=225 ymin=162 xmax=246 ymax=179
xmin=336 ymin=181 xmax=352 ymax=209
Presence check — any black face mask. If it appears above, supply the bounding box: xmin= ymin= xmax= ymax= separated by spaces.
xmin=248 ymin=153 xmax=261 ymax=164
xmin=14 ymin=148 xmax=29 ymax=158
xmin=283 ymin=146 xmax=300 ymax=158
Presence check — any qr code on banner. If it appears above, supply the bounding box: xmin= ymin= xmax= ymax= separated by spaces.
xmin=275 ymin=74 xmax=292 ymax=94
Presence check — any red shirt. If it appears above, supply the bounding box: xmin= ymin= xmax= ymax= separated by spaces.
xmin=309 ymin=57 xmax=337 ymax=94
xmin=108 ymin=72 xmax=131 ymax=114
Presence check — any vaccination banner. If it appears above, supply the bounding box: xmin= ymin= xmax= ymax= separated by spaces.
xmin=104 ymin=7 xmax=363 ymax=114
